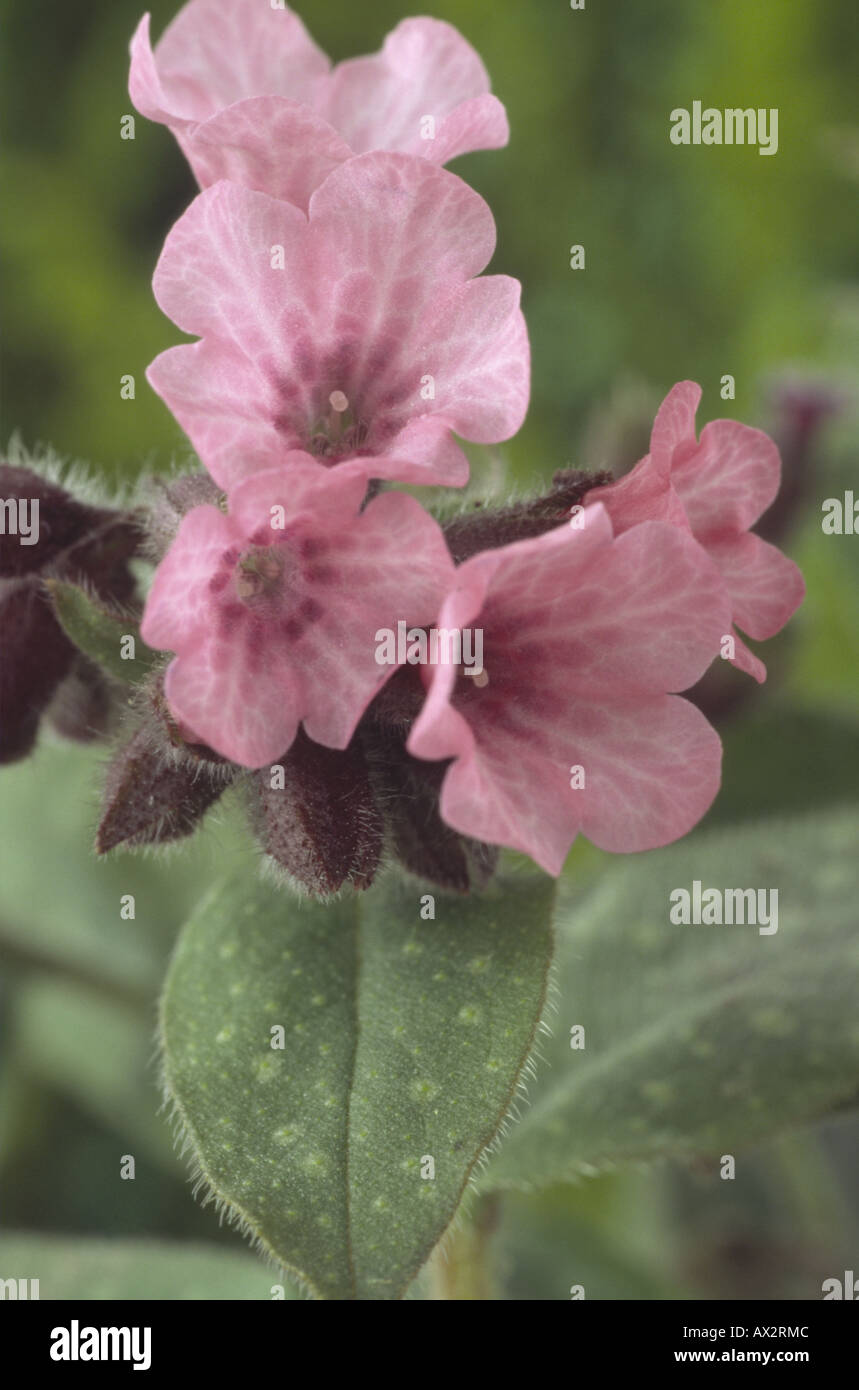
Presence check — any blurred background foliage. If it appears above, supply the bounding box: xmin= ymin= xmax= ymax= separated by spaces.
xmin=1 ymin=0 xmax=857 ymax=1298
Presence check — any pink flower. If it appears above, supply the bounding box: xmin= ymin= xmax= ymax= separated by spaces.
xmin=585 ymin=382 xmax=805 ymax=681
xmin=407 ymin=505 xmax=733 ymax=875
xmin=140 ymin=458 xmax=454 ymax=768
xmin=147 ymin=155 xmax=529 ymax=490
xmin=130 ymin=3 xmax=509 ymax=208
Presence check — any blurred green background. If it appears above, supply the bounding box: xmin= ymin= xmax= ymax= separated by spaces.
xmin=1 ymin=0 xmax=857 ymax=1299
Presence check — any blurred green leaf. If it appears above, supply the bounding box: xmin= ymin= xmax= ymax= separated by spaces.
xmin=480 ymin=805 xmax=859 ymax=1191
xmin=0 ymin=742 xmax=254 ymax=995
xmin=12 ymin=978 xmax=176 ymax=1171
xmin=161 ymin=870 xmax=554 ymax=1299
xmin=0 ymin=1234 xmax=292 ymax=1299
xmin=45 ymin=578 xmax=156 ymax=685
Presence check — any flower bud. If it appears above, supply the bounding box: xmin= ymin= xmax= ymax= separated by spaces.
xmin=249 ymin=730 xmax=383 ymax=897
xmin=0 ymin=581 xmax=75 ymax=763
xmin=96 ymin=719 xmax=231 ymax=853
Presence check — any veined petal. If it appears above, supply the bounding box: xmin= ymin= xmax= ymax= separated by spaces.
xmin=674 ymin=418 xmax=783 ymax=537
xmin=321 ymin=18 xmax=496 ymax=154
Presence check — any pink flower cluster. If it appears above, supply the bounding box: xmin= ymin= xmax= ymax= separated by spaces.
xmin=134 ymin=0 xmax=803 ymax=878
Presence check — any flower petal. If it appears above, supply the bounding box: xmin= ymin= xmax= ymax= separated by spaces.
xmin=431 ymin=95 xmax=510 ymax=164
xmin=138 ymin=0 xmax=329 ymax=125
xmin=182 ymin=98 xmax=353 ymax=207
xmin=421 ymin=276 xmax=530 ymax=443
xmin=148 ymin=160 xmax=515 ymax=488
xmin=650 ymin=379 xmax=701 ymax=474
xmin=575 ymin=695 xmax=723 ymax=855
xmin=730 ymin=632 xmax=768 ymax=684
xmin=673 ymin=418 xmax=783 ymax=537
xmin=297 ymin=490 xmax=456 ymax=749
xmin=707 ymin=531 xmax=805 ymax=640
xmin=308 ymin=150 xmax=498 ymax=284
xmin=140 ymin=504 xmax=234 ymax=650
xmin=321 ymin=17 xmax=498 ymax=155
xmin=165 ymin=629 xmax=303 ymax=768
xmin=147 ymin=340 xmax=289 ymax=492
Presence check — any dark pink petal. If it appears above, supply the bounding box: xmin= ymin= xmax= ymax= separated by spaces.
xmin=182 ymin=98 xmax=353 ymax=207
xmin=707 ymin=531 xmax=805 ymax=640
xmin=673 ymin=418 xmax=783 ymax=538
xmin=358 ymin=420 xmax=471 ymax=488
xmin=584 ymin=381 xmax=701 ymax=534
xmin=321 ymin=18 xmax=504 ymax=157
xmin=140 ymin=504 xmax=235 ymax=650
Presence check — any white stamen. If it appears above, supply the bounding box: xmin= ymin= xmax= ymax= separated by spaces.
xmin=329 ymin=390 xmax=349 ymax=413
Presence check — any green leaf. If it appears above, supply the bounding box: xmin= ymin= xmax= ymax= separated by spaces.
xmin=480 ymin=806 xmax=859 ymax=1192
xmin=0 ymin=1235 xmax=295 ymax=1300
xmin=11 ymin=978 xmax=178 ymax=1171
xmin=161 ymin=870 xmax=555 ymax=1300
xmin=0 ymin=741 xmax=253 ymax=997
xmin=45 ymin=577 xmax=156 ymax=683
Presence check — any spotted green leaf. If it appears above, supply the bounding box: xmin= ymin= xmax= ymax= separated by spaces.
xmin=161 ymin=871 xmax=555 ymax=1299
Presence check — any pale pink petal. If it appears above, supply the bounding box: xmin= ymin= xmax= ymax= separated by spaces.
xmin=408 ymin=507 xmax=615 ymax=766
xmin=143 ymin=0 xmax=329 ymax=123
xmin=584 ymin=454 xmax=689 ymax=535
xmin=147 ymin=161 xmax=521 ymax=487
xmin=409 ymin=505 xmax=727 ymax=871
xmin=297 ymin=491 xmax=456 ymax=749
xmin=649 ymin=379 xmax=702 ymax=473
xmin=574 ymin=695 xmax=723 ymax=854
xmin=430 ymin=95 xmax=509 ymax=164
xmin=165 ymin=630 xmax=303 ymax=768
xmin=425 ymin=690 xmax=722 ymax=873
xmin=140 ymin=505 xmax=235 ymax=650
xmin=182 ymin=98 xmax=353 ymax=207
xmin=435 ymin=724 xmax=578 ymax=877
xmin=367 ymin=420 xmax=470 ymax=488
xmin=151 ymin=181 xmax=307 ymax=346
xmin=147 ymin=341 xmax=288 ymax=492
xmin=546 ymin=521 xmax=730 ymax=698
xmin=129 ymin=16 xmax=187 ymax=125
xmin=321 ymin=18 xmax=497 ymax=155
xmin=226 ymin=459 xmax=367 ymax=536
xmin=307 ymin=151 xmax=498 ymax=285
xmin=673 ymin=418 xmax=782 ymax=538
xmin=421 ymin=277 xmax=530 ymax=443
xmin=730 ymin=632 xmax=768 ymax=684
xmin=707 ymin=531 xmax=805 ymax=641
